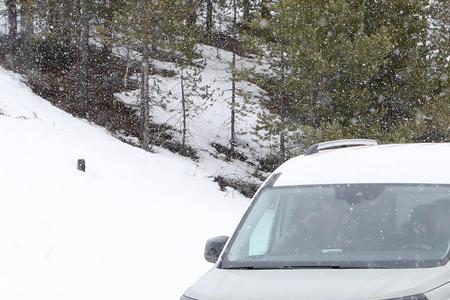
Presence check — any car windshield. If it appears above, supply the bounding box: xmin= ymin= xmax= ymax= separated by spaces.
xmin=221 ymin=184 xmax=450 ymax=269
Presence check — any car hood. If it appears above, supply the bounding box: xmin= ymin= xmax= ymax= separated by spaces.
xmin=185 ymin=266 xmax=450 ymax=300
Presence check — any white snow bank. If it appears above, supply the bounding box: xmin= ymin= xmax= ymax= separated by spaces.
xmin=0 ymin=68 xmax=249 ymax=300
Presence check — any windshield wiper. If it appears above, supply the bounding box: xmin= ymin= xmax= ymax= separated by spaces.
xmin=285 ymin=265 xmax=390 ymax=269
xmin=224 ymin=265 xmax=389 ymax=270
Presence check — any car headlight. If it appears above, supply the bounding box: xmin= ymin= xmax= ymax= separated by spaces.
xmin=385 ymin=295 xmax=427 ymax=300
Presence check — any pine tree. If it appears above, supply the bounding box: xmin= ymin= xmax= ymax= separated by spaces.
xmin=362 ymin=0 xmax=430 ymax=133
xmin=250 ymin=0 xmax=435 ymax=149
xmin=414 ymin=0 xmax=450 ymax=142
xmin=113 ymin=0 xmax=194 ymax=150
xmin=171 ymin=3 xmax=212 ymax=148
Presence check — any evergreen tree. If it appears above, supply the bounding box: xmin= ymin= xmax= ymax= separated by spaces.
xmin=113 ymin=0 xmax=193 ymax=150
xmin=171 ymin=4 xmax=212 ymax=148
xmin=251 ymin=0 xmax=435 ymax=150
xmin=414 ymin=0 xmax=450 ymax=142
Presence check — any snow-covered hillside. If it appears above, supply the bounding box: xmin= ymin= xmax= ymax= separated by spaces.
xmin=0 ymin=67 xmax=249 ymax=299
xmin=115 ymin=44 xmax=272 ymax=185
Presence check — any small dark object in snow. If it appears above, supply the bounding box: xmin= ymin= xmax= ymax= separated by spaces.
xmin=77 ymin=159 xmax=86 ymax=172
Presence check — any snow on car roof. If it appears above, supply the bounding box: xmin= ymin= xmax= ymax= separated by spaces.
xmin=274 ymin=143 xmax=450 ymax=186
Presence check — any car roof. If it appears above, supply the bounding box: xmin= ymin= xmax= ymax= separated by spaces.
xmin=274 ymin=143 xmax=450 ymax=186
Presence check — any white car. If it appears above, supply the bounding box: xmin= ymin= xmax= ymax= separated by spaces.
xmin=181 ymin=140 xmax=450 ymax=300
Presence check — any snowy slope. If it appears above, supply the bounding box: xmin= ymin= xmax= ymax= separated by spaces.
xmin=116 ymin=44 xmax=272 ymax=184
xmin=0 ymin=68 xmax=249 ymax=300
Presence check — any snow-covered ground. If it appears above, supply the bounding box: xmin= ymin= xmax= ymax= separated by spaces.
xmin=0 ymin=67 xmax=249 ymax=299
xmin=116 ymin=44 xmax=272 ymax=185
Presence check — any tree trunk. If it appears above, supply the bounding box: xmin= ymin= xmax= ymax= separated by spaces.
xmin=279 ymin=57 xmax=287 ymax=160
xmin=242 ymin=0 xmax=251 ymax=21
xmin=101 ymin=0 xmax=114 ymax=99
xmin=17 ymin=0 xmax=34 ymax=71
xmin=102 ymin=0 xmax=113 ymax=56
xmin=46 ymin=1 xmax=57 ymax=36
xmin=19 ymin=0 xmax=34 ymax=40
xmin=232 ymin=0 xmax=237 ymax=27
xmin=78 ymin=0 xmax=90 ymax=115
xmin=230 ymin=0 xmax=237 ymax=153
xmin=181 ymin=68 xmax=187 ymax=147
xmin=6 ymin=0 xmax=18 ymax=53
xmin=279 ymin=113 xmax=286 ymax=160
xmin=205 ymin=0 xmax=213 ymax=36
xmin=61 ymin=1 xmax=73 ymax=48
xmin=260 ymin=0 xmax=270 ymax=18
xmin=231 ymin=52 xmax=236 ymax=153
xmin=186 ymin=0 xmax=198 ymax=28
xmin=280 ymin=131 xmax=286 ymax=160
xmin=123 ymin=43 xmax=131 ymax=89
xmin=141 ymin=42 xmax=151 ymax=150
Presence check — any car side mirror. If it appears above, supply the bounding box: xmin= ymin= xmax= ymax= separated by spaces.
xmin=204 ymin=236 xmax=229 ymax=263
